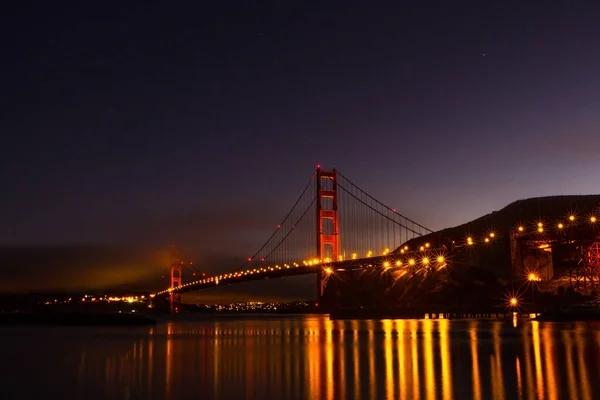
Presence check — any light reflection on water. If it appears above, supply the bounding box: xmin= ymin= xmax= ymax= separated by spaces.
xmin=1 ymin=316 xmax=599 ymax=399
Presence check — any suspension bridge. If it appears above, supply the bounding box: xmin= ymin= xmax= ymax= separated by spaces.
xmin=152 ymin=167 xmax=600 ymax=313
xmin=153 ymin=167 xmax=446 ymax=312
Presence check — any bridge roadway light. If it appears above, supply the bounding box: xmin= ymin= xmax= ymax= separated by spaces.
xmin=408 ymin=258 xmax=416 ymax=266
xmin=395 ymin=260 xmax=402 ymax=267
xmin=383 ymin=261 xmax=391 ymax=268
xmin=436 ymin=255 xmax=445 ymax=263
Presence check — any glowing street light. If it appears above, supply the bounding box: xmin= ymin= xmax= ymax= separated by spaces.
xmin=557 ymin=223 xmax=564 ymax=229
xmin=408 ymin=258 xmax=416 ymax=266
xmin=395 ymin=260 xmax=402 ymax=267
xmin=383 ymin=261 xmax=391 ymax=268
xmin=518 ymin=226 xmax=524 ymax=232
xmin=324 ymin=267 xmax=333 ymax=275
xmin=591 ymin=216 xmax=597 ymax=223
xmin=436 ymin=255 xmax=445 ymax=263
xmin=569 ymin=215 xmax=575 ymax=221
xmin=528 ymin=272 xmax=541 ymax=282
xmin=510 ymin=297 xmax=518 ymax=307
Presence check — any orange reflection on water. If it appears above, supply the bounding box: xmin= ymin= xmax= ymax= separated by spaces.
xmin=324 ymin=318 xmax=334 ymax=400
xmin=522 ymin=322 xmax=535 ymax=400
xmin=61 ymin=316 xmax=600 ymax=400
xmin=410 ymin=319 xmax=421 ymax=400
xmin=352 ymin=320 xmax=360 ymax=398
xmin=423 ymin=318 xmax=436 ymax=400
xmin=439 ymin=319 xmax=452 ymax=400
xmin=575 ymin=325 xmax=592 ymax=400
xmin=532 ymin=321 xmax=545 ymax=400
xmin=383 ymin=319 xmax=395 ymax=399
xmin=367 ymin=319 xmax=376 ymax=400
xmin=516 ymin=356 xmax=523 ymax=400
xmin=469 ymin=321 xmax=482 ymax=400
xmin=542 ymin=325 xmax=558 ymax=400
xmin=395 ymin=319 xmax=407 ymax=400
xmin=562 ymin=330 xmax=579 ymax=400
xmin=166 ymin=322 xmax=173 ymax=399
xmin=490 ymin=321 xmax=505 ymax=400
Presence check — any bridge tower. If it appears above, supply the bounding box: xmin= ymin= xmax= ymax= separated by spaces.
xmin=170 ymin=246 xmax=183 ymax=313
xmin=316 ymin=167 xmax=339 ymax=299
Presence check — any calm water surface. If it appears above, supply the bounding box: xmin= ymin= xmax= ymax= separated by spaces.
xmin=1 ymin=315 xmax=599 ymax=399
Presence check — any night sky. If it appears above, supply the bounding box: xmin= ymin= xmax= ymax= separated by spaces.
xmin=2 ymin=1 xmax=600 ymax=298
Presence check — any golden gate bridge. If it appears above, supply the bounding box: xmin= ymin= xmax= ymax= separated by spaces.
xmin=152 ymin=167 xmax=600 ymax=312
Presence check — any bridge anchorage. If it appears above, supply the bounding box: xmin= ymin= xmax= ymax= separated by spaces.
xmin=154 ymin=166 xmax=436 ymax=312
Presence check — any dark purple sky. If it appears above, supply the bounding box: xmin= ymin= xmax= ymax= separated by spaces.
xmin=2 ymin=1 xmax=600 ymax=296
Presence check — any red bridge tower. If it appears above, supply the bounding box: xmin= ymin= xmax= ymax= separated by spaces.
xmin=170 ymin=246 xmax=182 ymax=312
xmin=316 ymin=167 xmax=339 ymax=299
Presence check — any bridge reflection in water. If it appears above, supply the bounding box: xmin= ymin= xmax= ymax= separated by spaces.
xmin=3 ymin=316 xmax=599 ymax=399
